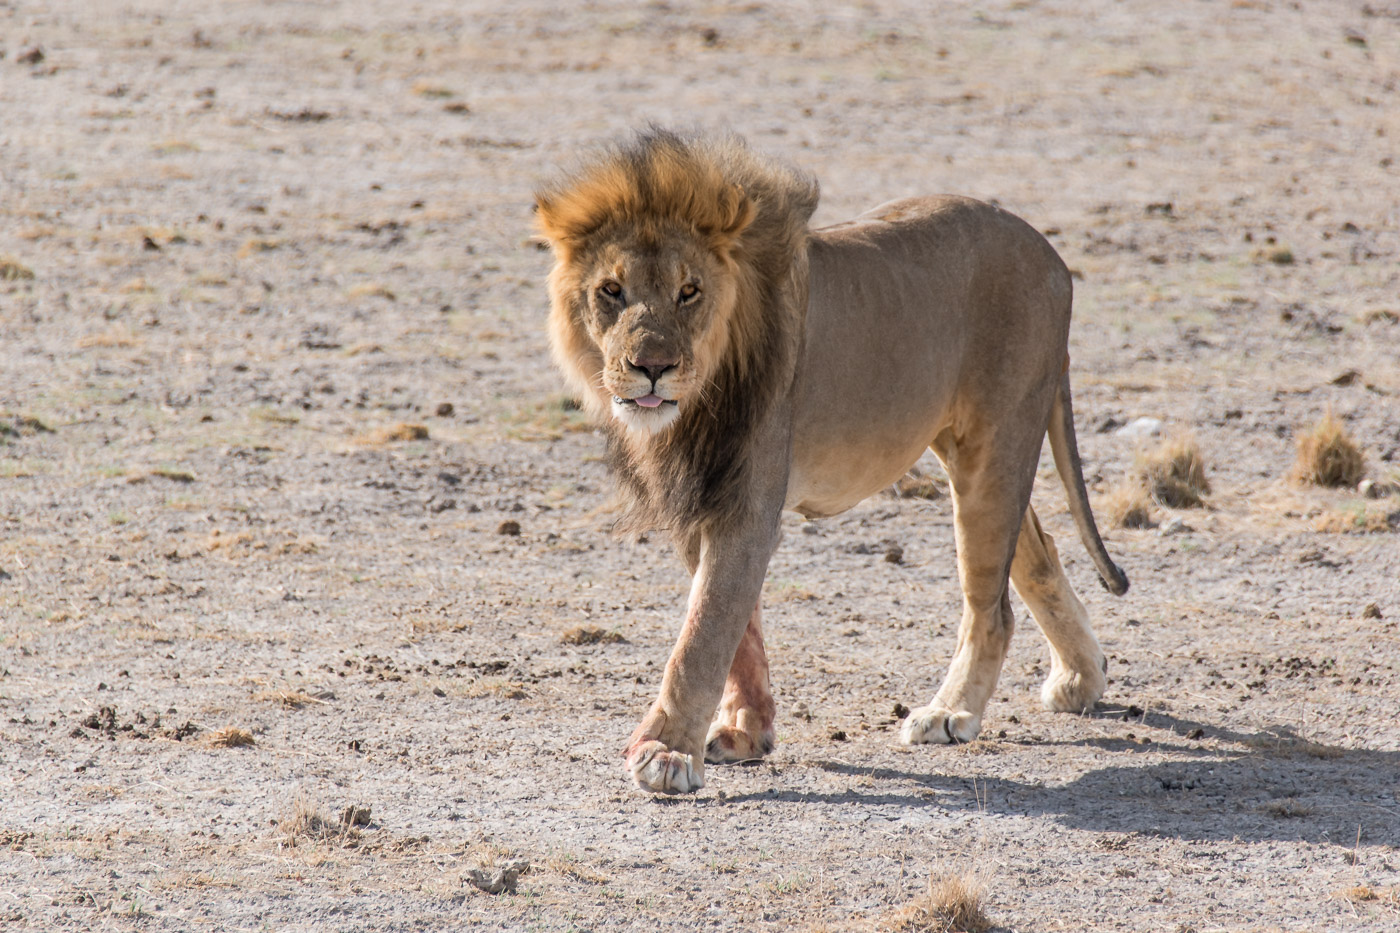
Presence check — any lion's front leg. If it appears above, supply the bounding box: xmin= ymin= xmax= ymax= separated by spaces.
xmin=901 ymin=431 xmax=1028 ymax=746
xmin=704 ymin=602 xmax=776 ymax=764
xmin=625 ymin=523 xmax=778 ymax=794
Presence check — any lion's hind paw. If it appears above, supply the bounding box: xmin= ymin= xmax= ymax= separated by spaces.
xmin=704 ymin=725 xmax=774 ymax=764
xmin=627 ymin=740 xmax=704 ymax=794
xmin=1040 ymin=661 xmax=1106 ymax=714
xmin=898 ymin=706 xmax=981 ymax=745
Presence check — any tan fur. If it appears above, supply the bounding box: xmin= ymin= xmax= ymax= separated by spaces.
xmin=536 ymin=130 xmax=1127 ymax=794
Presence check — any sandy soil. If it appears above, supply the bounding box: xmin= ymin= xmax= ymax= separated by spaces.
xmin=3 ymin=1 xmax=1399 ymax=930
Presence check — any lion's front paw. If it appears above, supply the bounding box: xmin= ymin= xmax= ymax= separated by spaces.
xmin=899 ymin=705 xmax=981 ymax=745
xmin=627 ymin=740 xmax=704 ymax=794
xmin=704 ymin=723 xmax=775 ymax=764
xmin=1041 ymin=658 xmax=1106 ymax=713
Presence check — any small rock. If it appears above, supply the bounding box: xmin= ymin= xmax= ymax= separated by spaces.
xmin=17 ymin=46 xmax=45 ymax=65
xmin=1158 ymin=516 xmax=1191 ymax=536
xmin=892 ymin=702 xmax=910 ymax=720
xmin=1359 ymin=479 xmax=1396 ymax=499
xmin=829 ymin=730 xmax=847 ymax=742
xmin=496 ymin=520 xmax=521 ymax=536
xmin=435 ymin=402 xmax=454 ymax=417
xmin=1115 ymin=417 xmax=1163 ymax=439
xmin=883 ymin=544 xmax=904 ymax=564
xmin=1362 ymin=602 xmax=1383 ymax=620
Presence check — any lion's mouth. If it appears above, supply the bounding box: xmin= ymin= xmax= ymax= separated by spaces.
xmin=614 ymin=394 xmax=677 ymax=410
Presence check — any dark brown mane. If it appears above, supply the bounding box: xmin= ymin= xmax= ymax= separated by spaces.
xmin=537 ymin=129 xmax=820 ymax=536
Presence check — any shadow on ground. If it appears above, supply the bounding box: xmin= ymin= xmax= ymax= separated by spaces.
xmin=719 ymin=711 xmax=1399 ymax=848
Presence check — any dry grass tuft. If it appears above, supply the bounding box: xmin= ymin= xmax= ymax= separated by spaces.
xmin=205 ymin=726 xmax=256 ymax=748
xmin=1101 ymin=479 xmax=1157 ymax=529
xmin=1292 ymin=412 xmax=1365 ymax=488
xmin=358 ymin=422 xmax=430 ymax=445
xmin=1338 ymin=885 xmax=1399 ymax=906
xmin=255 ymin=688 xmax=323 ymax=709
xmin=279 ymin=796 xmax=360 ymax=849
xmin=1137 ymin=434 xmax=1210 ymax=508
xmin=882 ymin=869 xmax=991 ymax=933
xmin=560 ymin=625 xmax=626 ymax=645
xmin=1 ymin=257 xmax=36 ymax=280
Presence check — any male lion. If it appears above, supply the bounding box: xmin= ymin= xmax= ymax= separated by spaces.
xmin=535 ymin=129 xmax=1129 ymax=794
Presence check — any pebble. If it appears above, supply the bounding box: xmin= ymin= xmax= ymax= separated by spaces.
xmin=1116 ymin=417 xmax=1164 ymax=438
xmin=1158 ymin=516 xmax=1191 ymax=536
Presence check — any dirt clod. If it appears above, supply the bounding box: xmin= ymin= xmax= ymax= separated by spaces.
xmin=496 ymin=519 xmax=521 ymax=536
xmin=467 ymin=858 xmax=529 ymax=895
xmin=1362 ymin=602 xmax=1383 ymax=619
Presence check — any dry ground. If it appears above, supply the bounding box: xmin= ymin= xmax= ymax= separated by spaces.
xmin=3 ymin=1 xmax=1399 ymax=930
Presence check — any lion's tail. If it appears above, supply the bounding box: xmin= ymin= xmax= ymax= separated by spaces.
xmin=1047 ymin=370 xmax=1130 ymax=596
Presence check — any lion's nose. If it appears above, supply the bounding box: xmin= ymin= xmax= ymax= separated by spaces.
xmin=629 ymin=357 xmax=679 ymax=384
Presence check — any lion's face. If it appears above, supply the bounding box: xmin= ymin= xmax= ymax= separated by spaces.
xmin=549 ymin=230 xmax=739 ymax=437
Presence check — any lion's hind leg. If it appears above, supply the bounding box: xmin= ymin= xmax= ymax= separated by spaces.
xmin=1010 ymin=504 xmax=1107 ymax=713
xmin=704 ymin=603 xmax=777 ymax=763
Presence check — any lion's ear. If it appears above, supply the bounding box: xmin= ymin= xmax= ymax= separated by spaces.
xmin=533 ymin=193 xmax=571 ymax=251
xmin=711 ymin=184 xmax=755 ymax=253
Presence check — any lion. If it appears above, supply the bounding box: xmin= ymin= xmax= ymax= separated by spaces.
xmin=534 ymin=129 xmax=1129 ymax=794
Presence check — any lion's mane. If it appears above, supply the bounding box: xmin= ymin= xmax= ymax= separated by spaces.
xmin=537 ymin=129 xmax=820 ymax=535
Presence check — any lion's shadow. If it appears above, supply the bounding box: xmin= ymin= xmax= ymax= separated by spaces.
xmin=722 ymin=710 xmax=1400 ymax=847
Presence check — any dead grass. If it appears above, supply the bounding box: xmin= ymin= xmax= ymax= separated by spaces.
xmin=0 ymin=256 xmax=36 ymax=280
xmin=278 ymin=796 xmax=360 ymax=849
xmin=357 ymin=422 xmax=430 ymax=445
xmin=1137 ymin=434 xmax=1210 ymax=508
xmin=881 ymin=868 xmax=991 ymax=933
xmin=255 ymin=688 xmax=324 ymax=709
xmin=76 ymin=329 xmax=139 ymax=349
xmin=1337 ymin=886 xmax=1399 ymax=906
xmin=348 ymin=281 xmax=397 ymax=301
xmin=560 ymin=624 xmax=626 ymax=645
xmin=501 ymin=395 xmax=591 ymax=442
xmin=542 ymin=855 xmax=610 ymax=885
xmin=1314 ymin=503 xmax=1400 ymax=534
xmin=1242 ymin=735 xmax=1345 ymax=760
xmin=1292 ymin=411 xmax=1365 ymax=488
xmin=464 ymin=677 xmax=528 ymax=699
xmin=236 ymin=237 xmax=281 ymax=259
xmin=1259 ymin=797 xmax=1313 ymax=818
xmin=1101 ymin=479 xmax=1157 ymax=529
xmin=204 ymin=726 xmax=256 ymax=748
xmin=411 ymin=80 xmax=456 ymax=98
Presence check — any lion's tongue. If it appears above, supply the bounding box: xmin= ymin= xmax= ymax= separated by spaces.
xmin=634 ymin=394 xmax=664 ymax=408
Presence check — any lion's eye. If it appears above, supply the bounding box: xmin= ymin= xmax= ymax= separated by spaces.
xmin=677 ymin=283 xmax=700 ymax=303
xmin=599 ymin=281 xmax=623 ymax=300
